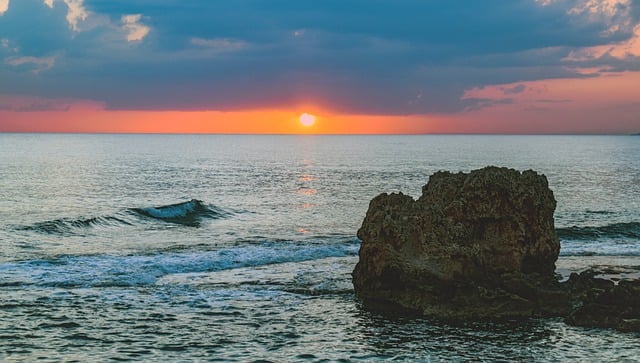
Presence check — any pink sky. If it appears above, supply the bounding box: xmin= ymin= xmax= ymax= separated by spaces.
xmin=1 ymin=0 xmax=640 ymax=134
xmin=2 ymin=70 xmax=639 ymax=134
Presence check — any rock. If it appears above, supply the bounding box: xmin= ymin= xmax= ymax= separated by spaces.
xmin=565 ymin=272 xmax=640 ymax=332
xmin=353 ymin=166 xmax=640 ymax=330
xmin=353 ymin=166 xmax=565 ymax=319
xmin=618 ymin=319 xmax=640 ymax=333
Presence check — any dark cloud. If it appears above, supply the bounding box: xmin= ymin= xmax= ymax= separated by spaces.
xmin=1 ymin=0 xmax=640 ymax=114
xmin=0 ymin=0 xmax=71 ymax=56
xmin=502 ymin=85 xmax=528 ymax=95
xmin=0 ymin=100 xmax=70 ymax=112
xmin=463 ymin=98 xmax=516 ymax=112
xmin=535 ymin=98 xmax=573 ymax=103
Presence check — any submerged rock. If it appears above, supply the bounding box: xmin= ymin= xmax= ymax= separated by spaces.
xmin=353 ymin=166 xmax=640 ymax=330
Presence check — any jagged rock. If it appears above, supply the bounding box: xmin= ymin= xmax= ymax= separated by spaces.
xmin=353 ymin=166 xmax=564 ymax=319
xmin=565 ymin=272 xmax=640 ymax=331
xmin=353 ymin=166 xmax=640 ymax=330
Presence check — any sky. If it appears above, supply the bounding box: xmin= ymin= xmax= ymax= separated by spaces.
xmin=1 ymin=0 xmax=640 ymax=134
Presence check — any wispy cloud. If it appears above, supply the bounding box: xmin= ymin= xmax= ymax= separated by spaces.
xmin=190 ymin=38 xmax=246 ymax=51
xmin=5 ymin=55 xmax=55 ymax=74
xmin=0 ymin=95 xmax=103 ymax=112
xmin=0 ymin=0 xmax=8 ymax=16
xmin=122 ymin=14 xmax=150 ymax=42
xmin=1 ymin=38 xmax=19 ymax=52
xmin=0 ymin=101 xmax=69 ymax=112
xmin=63 ymin=0 xmax=88 ymax=31
xmin=41 ymin=0 xmax=87 ymax=30
xmin=501 ymin=84 xmax=528 ymax=95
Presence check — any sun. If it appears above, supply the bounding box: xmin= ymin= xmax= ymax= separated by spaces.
xmin=299 ymin=113 xmax=316 ymax=127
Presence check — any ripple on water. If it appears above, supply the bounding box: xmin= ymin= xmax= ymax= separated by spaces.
xmin=1 ymin=256 xmax=639 ymax=362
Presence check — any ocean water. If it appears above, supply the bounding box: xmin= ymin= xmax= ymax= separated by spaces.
xmin=0 ymin=134 xmax=639 ymax=362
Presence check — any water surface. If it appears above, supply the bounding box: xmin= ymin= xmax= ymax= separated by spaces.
xmin=1 ymin=134 xmax=639 ymax=361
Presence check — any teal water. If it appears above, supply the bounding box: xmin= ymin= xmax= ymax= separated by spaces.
xmin=1 ymin=134 xmax=639 ymax=362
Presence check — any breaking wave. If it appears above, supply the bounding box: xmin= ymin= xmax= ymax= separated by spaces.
xmin=0 ymin=238 xmax=360 ymax=288
xmin=17 ymin=199 xmax=229 ymax=235
xmin=558 ymin=222 xmax=640 ymax=256
xmin=132 ymin=199 xmax=227 ymax=226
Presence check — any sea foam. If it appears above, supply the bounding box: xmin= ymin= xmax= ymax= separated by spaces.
xmin=0 ymin=238 xmax=360 ymax=289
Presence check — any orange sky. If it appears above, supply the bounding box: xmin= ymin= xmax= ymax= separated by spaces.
xmin=0 ymin=108 xmax=442 ymax=134
xmin=2 ymin=70 xmax=640 ymax=134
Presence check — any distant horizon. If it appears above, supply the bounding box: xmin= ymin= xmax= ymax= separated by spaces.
xmin=1 ymin=131 xmax=638 ymax=136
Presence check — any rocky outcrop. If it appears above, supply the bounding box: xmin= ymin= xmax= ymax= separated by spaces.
xmin=565 ymin=271 xmax=640 ymax=331
xmin=353 ymin=166 xmax=640 ymax=330
xmin=353 ymin=166 xmax=565 ymax=319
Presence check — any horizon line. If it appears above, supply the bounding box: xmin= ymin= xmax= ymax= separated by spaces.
xmin=1 ymin=131 xmax=638 ymax=136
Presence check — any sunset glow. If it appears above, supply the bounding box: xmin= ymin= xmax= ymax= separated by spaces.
xmin=0 ymin=1 xmax=639 ymax=134
xmin=299 ymin=113 xmax=316 ymax=127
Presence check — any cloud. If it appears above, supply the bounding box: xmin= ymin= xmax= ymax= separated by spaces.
xmin=535 ymin=98 xmax=573 ymax=103
xmin=121 ymin=14 xmax=150 ymax=42
xmin=1 ymin=0 xmax=640 ymax=115
xmin=0 ymin=0 xmax=8 ymax=16
xmin=41 ymin=0 xmax=88 ymax=31
xmin=463 ymin=98 xmax=516 ymax=112
xmin=0 ymin=101 xmax=69 ymax=112
xmin=502 ymin=84 xmax=528 ymax=95
xmin=1 ymin=38 xmax=19 ymax=52
xmin=0 ymin=94 xmax=103 ymax=112
xmin=61 ymin=0 xmax=88 ymax=31
xmin=5 ymin=55 xmax=55 ymax=74
xmin=191 ymin=37 xmax=246 ymax=51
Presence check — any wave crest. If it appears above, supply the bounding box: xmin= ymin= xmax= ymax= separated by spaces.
xmin=18 ymin=216 xmax=133 ymax=235
xmin=131 ymin=199 xmax=226 ymax=226
xmin=17 ymin=199 xmax=229 ymax=235
xmin=557 ymin=222 xmax=640 ymax=241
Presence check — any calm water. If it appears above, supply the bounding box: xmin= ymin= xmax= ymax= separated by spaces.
xmin=1 ymin=134 xmax=639 ymax=362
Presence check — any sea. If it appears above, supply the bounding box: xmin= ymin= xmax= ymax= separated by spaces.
xmin=0 ymin=134 xmax=639 ymax=362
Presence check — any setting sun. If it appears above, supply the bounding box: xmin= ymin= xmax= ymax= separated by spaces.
xmin=299 ymin=113 xmax=316 ymax=127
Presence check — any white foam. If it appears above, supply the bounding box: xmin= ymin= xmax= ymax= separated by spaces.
xmin=0 ymin=239 xmax=360 ymax=288
xmin=139 ymin=200 xmax=201 ymax=219
xmin=560 ymin=240 xmax=640 ymax=256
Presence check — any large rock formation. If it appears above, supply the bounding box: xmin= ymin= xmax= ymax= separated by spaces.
xmin=353 ymin=166 xmax=640 ymax=330
xmin=353 ymin=166 xmax=565 ymax=319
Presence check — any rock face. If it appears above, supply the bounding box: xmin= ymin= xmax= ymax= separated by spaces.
xmin=353 ymin=166 xmax=640 ymax=330
xmin=353 ymin=166 xmax=564 ymax=319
